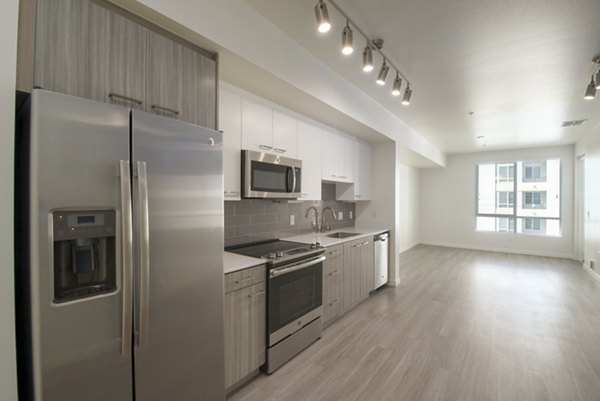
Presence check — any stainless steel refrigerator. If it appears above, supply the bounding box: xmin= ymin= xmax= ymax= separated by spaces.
xmin=15 ymin=90 xmax=225 ymax=401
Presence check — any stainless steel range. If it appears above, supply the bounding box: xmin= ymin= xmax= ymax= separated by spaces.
xmin=226 ymin=240 xmax=326 ymax=373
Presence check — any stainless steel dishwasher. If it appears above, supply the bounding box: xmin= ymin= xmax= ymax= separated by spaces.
xmin=373 ymin=232 xmax=390 ymax=289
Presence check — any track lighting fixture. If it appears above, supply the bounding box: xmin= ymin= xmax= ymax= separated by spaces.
xmin=362 ymin=45 xmax=373 ymax=72
xmin=584 ymin=75 xmax=596 ymax=100
xmin=596 ymin=69 xmax=600 ymax=90
xmin=402 ymin=85 xmax=412 ymax=106
xmin=376 ymin=60 xmax=389 ymax=85
xmin=314 ymin=0 xmax=413 ymax=104
xmin=391 ymin=73 xmax=402 ymax=96
xmin=342 ymin=22 xmax=353 ymax=55
xmin=314 ymin=0 xmax=331 ymax=33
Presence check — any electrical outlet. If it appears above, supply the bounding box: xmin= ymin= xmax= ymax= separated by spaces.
xmin=290 ymin=215 xmax=295 ymax=225
xmin=350 ymin=211 xmax=353 ymax=219
xmin=338 ymin=211 xmax=343 ymax=220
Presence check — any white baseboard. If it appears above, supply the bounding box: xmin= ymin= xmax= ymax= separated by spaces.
xmin=387 ymin=277 xmax=401 ymax=287
xmin=583 ymin=262 xmax=600 ymax=283
xmin=419 ymin=241 xmax=577 ymax=260
xmin=397 ymin=242 xmax=419 ymax=254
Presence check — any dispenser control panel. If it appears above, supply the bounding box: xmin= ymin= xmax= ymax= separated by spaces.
xmin=54 ymin=210 xmax=116 ymax=241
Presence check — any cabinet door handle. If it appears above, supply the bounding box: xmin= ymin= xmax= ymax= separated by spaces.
xmin=274 ymin=148 xmax=286 ymax=153
xmin=328 ymin=250 xmax=340 ymax=256
xmin=225 ymin=191 xmax=240 ymax=196
xmin=109 ymin=92 xmax=142 ymax=105
xmin=353 ymin=243 xmax=363 ymax=248
xmin=329 ymin=270 xmax=339 ymax=276
xmin=329 ymin=299 xmax=339 ymax=305
xmin=259 ymin=144 xmax=273 ymax=150
xmin=235 ymin=277 xmax=253 ymax=284
xmin=151 ymin=104 xmax=180 ymax=116
xmin=248 ymin=290 xmax=265 ymax=298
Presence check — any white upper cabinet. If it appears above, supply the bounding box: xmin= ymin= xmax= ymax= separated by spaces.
xmin=355 ymin=139 xmax=372 ymax=200
xmin=272 ymin=110 xmax=298 ymax=158
xmin=241 ymin=98 xmax=273 ymax=153
xmin=297 ymin=121 xmax=322 ymax=200
xmin=321 ymin=130 xmax=354 ymax=183
xmin=336 ymin=139 xmax=372 ymax=201
xmin=219 ymin=87 xmax=242 ymax=200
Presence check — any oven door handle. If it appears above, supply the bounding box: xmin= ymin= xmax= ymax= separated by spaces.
xmin=270 ymin=255 xmax=326 ymax=278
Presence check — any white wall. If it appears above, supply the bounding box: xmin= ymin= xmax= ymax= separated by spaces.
xmin=0 ymin=0 xmax=19 ymax=399
xmin=396 ymin=161 xmax=420 ymax=253
xmin=355 ymin=142 xmax=400 ymax=284
xmin=420 ymin=145 xmax=575 ymax=258
xmin=575 ymin=127 xmax=600 ymax=278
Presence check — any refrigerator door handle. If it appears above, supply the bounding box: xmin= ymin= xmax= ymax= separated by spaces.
xmin=137 ymin=161 xmax=150 ymax=350
xmin=119 ymin=160 xmax=133 ymax=356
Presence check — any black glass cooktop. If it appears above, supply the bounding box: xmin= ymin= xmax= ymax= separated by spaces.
xmin=226 ymin=239 xmax=309 ymax=259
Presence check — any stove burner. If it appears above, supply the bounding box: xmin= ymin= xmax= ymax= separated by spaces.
xmin=226 ymin=239 xmax=324 ymax=265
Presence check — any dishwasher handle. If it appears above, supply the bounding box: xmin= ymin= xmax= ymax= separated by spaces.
xmin=375 ymin=232 xmax=389 ymax=242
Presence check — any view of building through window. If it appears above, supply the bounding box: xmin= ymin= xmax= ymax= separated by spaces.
xmin=476 ymin=159 xmax=560 ymax=236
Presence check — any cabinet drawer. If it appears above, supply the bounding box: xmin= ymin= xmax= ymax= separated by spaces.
xmin=225 ymin=265 xmax=266 ymax=293
xmin=325 ymin=245 xmax=343 ymax=261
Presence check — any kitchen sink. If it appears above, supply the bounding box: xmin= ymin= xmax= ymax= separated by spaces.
xmin=326 ymin=232 xmax=360 ymax=239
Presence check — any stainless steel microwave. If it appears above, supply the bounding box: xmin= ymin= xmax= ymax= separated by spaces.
xmin=242 ymin=150 xmax=302 ymax=199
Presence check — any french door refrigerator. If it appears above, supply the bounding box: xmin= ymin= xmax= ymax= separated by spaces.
xmin=15 ymin=90 xmax=225 ymax=401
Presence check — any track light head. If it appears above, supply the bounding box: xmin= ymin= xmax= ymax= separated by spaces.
xmin=315 ymin=0 xmax=331 ymax=33
xmin=402 ymin=85 xmax=412 ymax=105
xmin=362 ymin=45 xmax=373 ymax=72
xmin=342 ymin=23 xmax=353 ymax=55
xmin=376 ymin=61 xmax=389 ymax=85
xmin=596 ymin=69 xmax=600 ymax=90
xmin=392 ymin=73 xmax=402 ymax=96
xmin=584 ymin=76 xmax=596 ymax=100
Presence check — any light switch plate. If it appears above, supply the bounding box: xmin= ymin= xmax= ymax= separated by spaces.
xmin=338 ymin=211 xmax=343 ymax=220
xmin=350 ymin=211 xmax=353 ymax=219
xmin=290 ymin=215 xmax=295 ymax=225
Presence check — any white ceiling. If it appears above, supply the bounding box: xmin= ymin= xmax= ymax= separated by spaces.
xmin=245 ymin=0 xmax=600 ymax=154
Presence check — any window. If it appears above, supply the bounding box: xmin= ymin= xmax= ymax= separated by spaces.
xmin=476 ymin=159 xmax=560 ymax=236
xmin=522 ymin=191 xmax=546 ymax=209
xmin=524 ymin=218 xmax=542 ymax=232
xmin=496 ymin=163 xmax=514 ymax=183
xmin=496 ymin=191 xmax=514 ymax=209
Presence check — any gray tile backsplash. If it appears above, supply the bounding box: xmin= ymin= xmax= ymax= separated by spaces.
xmin=224 ymin=183 xmax=355 ymax=247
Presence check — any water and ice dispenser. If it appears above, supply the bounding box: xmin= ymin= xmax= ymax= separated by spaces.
xmin=52 ymin=210 xmax=117 ymax=303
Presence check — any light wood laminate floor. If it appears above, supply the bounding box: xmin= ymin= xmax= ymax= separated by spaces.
xmin=228 ymin=245 xmax=600 ymax=401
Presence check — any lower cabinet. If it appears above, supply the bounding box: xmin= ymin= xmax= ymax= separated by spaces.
xmin=322 ymin=237 xmax=375 ymax=325
xmin=224 ymin=265 xmax=266 ymax=392
xmin=342 ymin=237 xmax=374 ymax=314
xmin=322 ymin=245 xmax=343 ymax=325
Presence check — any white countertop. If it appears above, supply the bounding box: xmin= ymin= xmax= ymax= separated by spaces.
xmin=283 ymin=227 xmax=390 ymax=247
xmin=223 ymin=227 xmax=390 ymax=274
xmin=223 ymin=252 xmax=265 ymax=275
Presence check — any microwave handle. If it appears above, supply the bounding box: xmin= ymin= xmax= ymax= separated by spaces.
xmin=286 ymin=167 xmax=293 ymax=193
xmin=292 ymin=167 xmax=297 ymax=193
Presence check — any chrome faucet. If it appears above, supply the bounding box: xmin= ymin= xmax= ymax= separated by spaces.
xmin=321 ymin=207 xmax=337 ymax=232
xmin=305 ymin=206 xmax=320 ymax=233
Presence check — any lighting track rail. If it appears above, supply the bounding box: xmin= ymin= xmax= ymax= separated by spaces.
xmin=314 ymin=0 xmax=413 ymax=105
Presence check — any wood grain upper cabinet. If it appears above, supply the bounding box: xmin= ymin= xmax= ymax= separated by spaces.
xmin=35 ymin=0 xmax=111 ymax=101
xmin=32 ymin=0 xmax=216 ymax=127
xmin=147 ymin=31 xmax=216 ymax=128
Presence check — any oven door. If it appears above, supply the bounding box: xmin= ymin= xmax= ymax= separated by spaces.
xmin=268 ymin=255 xmax=324 ymax=345
xmin=242 ymin=150 xmax=301 ymax=199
